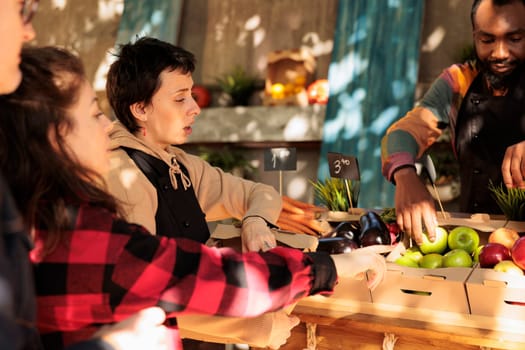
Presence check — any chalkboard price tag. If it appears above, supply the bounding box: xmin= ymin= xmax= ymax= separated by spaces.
xmin=264 ymin=147 xmax=297 ymax=171
xmin=327 ymin=152 xmax=360 ymax=180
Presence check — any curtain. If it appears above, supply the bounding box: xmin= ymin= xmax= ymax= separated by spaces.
xmin=115 ymin=0 xmax=184 ymax=45
xmin=317 ymin=0 xmax=424 ymax=209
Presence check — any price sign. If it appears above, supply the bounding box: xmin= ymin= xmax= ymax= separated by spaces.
xmin=264 ymin=147 xmax=297 ymax=171
xmin=327 ymin=152 xmax=360 ymax=180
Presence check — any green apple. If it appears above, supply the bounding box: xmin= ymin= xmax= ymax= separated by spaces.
xmin=443 ymin=249 xmax=473 ymax=267
xmin=395 ymin=255 xmax=419 ymax=268
xmin=418 ymin=226 xmax=448 ymax=255
xmin=472 ymin=244 xmax=484 ymax=263
xmin=419 ymin=253 xmax=443 ymax=269
xmin=448 ymin=226 xmax=480 ymax=255
xmin=493 ymin=260 xmax=524 ymax=276
xmin=404 ymin=246 xmax=424 ymax=264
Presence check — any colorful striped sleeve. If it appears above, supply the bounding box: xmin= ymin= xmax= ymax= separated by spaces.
xmin=381 ymin=63 xmax=478 ymax=181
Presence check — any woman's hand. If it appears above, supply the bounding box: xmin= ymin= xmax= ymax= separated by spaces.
xmin=330 ymin=245 xmax=389 ymax=291
xmin=94 ymin=307 xmax=172 ymax=350
xmin=241 ymin=216 xmax=277 ymax=252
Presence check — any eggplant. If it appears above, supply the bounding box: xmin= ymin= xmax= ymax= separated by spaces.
xmin=332 ymin=221 xmax=360 ymax=241
xmin=317 ymin=237 xmax=358 ymax=254
xmin=358 ymin=211 xmax=391 ymax=246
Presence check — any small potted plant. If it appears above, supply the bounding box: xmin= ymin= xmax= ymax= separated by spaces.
xmin=489 ymin=182 xmax=525 ymax=221
xmin=198 ymin=146 xmax=255 ymax=179
xmin=215 ymin=66 xmax=258 ymax=106
xmin=310 ymin=177 xmax=361 ymax=221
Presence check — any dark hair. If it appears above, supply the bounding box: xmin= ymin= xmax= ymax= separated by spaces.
xmin=106 ymin=37 xmax=196 ymax=134
xmin=471 ymin=0 xmax=525 ymax=28
xmin=0 ymin=46 xmax=119 ymax=255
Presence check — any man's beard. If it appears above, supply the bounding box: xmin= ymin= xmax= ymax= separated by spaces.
xmin=478 ymin=58 xmax=524 ymax=91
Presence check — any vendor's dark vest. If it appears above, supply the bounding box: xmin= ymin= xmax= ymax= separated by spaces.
xmin=122 ymin=147 xmax=210 ymax=243
xmin=455 ymin=70 xmax=525 ymax=214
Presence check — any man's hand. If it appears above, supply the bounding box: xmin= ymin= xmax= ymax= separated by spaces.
xmin=94 ymin=307 xmax=172 ymax=350
xmin=502 ymin=141 xmax=525 ymax=189
xmin=241 ymin=216 xmax=277 ymax=252
xmin=393 ymin=167 xmax=438 ymax=245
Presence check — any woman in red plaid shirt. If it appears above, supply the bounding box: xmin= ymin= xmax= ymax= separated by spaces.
xmin=0 ymin=46 xmax=386 ymax=350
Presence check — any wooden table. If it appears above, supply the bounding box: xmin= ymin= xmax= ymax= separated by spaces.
xmin=271 ymin=297 xmax=525 ymax=350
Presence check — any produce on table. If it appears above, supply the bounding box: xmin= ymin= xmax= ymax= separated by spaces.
xmin=378 ymin=208 xmax=403 ymax=243
xmin=277 ymin=195 xmax=330 ymax=236
xmin=511 ymin=236 xmax=525 ymax=270
xmin=493 ymin=260 xmax=525 ymax=275
xmin=395 ymin=255 xmax=419 ymax=268
xmin=329 ymin=211 xmax=401 ymax=250
xmin=403 ymin=246 xmax=424 ymax=264
xmin=419 ymin=253 xmax=444 ymax=269
xmin=447 ymin=226 xmax=480 ymax=255
xmin=332 ymin=221 xmax=360 ymax=241
xmin=443 ymin=249 xmax=473 ymax=268
xmin=488 ymin=227 xmax=520 ymax=250
xmin=478 ymin=242 xmax=511 ymax=268
xmin=394 ymin=225 xmax=484 ymax=269
xmin=358 ymin=211 xmax=391 ymax=247
xmin=472 ymin=245 xmax=484 ymax=263
xmin=316 ymin=237 xmax=358 ymax=254
xmin=418 ymin=227 xmax=448 ymax=255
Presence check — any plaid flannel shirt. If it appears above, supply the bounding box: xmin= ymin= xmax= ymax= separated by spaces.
xmin=30 ymin=202 xmax=336 ymax=349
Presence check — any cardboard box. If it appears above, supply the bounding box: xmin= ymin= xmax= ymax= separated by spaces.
xmin=328 ymin=273 xmax=373 ymax=303
xmin=370 ymin=262 xmax=473 ymax=314
xmin=210 ymin=223 xmax=319 ymax=251
xmin=211 ymin=223 xmax=373 ymax=302
xmin=466 ymin=267 xmax=525 ymax=320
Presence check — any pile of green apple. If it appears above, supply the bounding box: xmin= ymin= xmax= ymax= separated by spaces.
xmin=395 ymin=226 xmax=480 ymax=268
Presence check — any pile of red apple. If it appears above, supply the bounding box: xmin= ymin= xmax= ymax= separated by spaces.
xmin=396 ymin=225 xmax=481 ymax=268
xmin=478 ymin=227 xmax=525 ymax=275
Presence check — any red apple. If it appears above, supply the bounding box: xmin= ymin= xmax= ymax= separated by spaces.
xmin=192 ymin=85 xmax=211 ymax=108
xmin=511 ymin=236 xmax=525 ymax=270
xmin=489 ymin=227 xmax=520 ymax=250
xmin=478 ymin=242 xmax=511 ymax=268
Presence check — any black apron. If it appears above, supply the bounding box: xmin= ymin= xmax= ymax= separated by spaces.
xmin=123 ymin=147 xmax=210 ymax=243
xmin=455 ymin=70 xmax=525 ymax=213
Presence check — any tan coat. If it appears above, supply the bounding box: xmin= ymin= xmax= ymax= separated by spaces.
xmin=106 ymin=121 xmax=285 ymax=347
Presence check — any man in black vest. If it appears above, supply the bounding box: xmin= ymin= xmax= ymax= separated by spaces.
xmin=381 ymin=0 xmax=525 ymax=244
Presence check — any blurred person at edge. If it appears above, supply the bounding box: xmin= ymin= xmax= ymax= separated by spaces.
xmin=381 ymin=0 xmax=525 ymax=244
xmin=0 ymin=1 xmax=170 ymax=349
xmin=0 ymin=44 xmax=387 ymax=350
